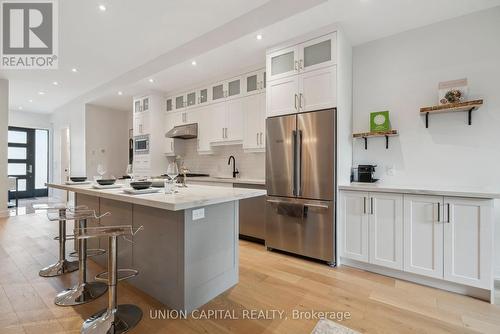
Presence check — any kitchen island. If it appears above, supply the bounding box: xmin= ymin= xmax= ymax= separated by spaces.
xmin=47 ymin=182 xmax=266 ymax=312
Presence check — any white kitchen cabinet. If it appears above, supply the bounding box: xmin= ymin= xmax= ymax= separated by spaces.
xmin=190 ymin=106 xmax=213 ymax=154
xmin=166 ymin=98 xmax=173 ymax=112
xmin=340 ymin=191 xmax=403 ymax=269
xmin=210 ymin=99 xmax=244 ymax=145
xmin=266 ymin=76 xmax=299 ymax=117
xmin=403 ymin=195 xmax=444 ymax=279
xmin=369 ymin=192 xmax=403 ymax=270
xmin=299 ymin=66 xmax=337 ymax=112
xmin=267 ymin=46 xmax=299 ymax=81
xmin=211 ymin=82 xmax=226 ymax=103
xmin=299 ymin=33 xmax=337 ymax=73
xmin=134 ymin=112 xmax=150 ymax=135
xmin=134 ymin=96 xmax=150 ymax=113
xmin=243 ymin=93 xmax=265 ymax=151
xmin=244 ymin=70 xmax=266 ymax=96
xmin=211 ymin=76 xmax=243 ymax=103
xmin=164 ymin=112 xmax=183 ymax=156
xmin=197 ymin=87 xmax=210 ymax=105
xmin=443 ymin=197 xmax=493 ymax=289
xmin=174 ymin=94 xmax=186 ymax=111
xmin=340 ymin=191 xmax=369 ymax=262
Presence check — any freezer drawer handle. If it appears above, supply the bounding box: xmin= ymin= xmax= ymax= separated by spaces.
xmin=266 ymin=199 xmax=329 ymax=209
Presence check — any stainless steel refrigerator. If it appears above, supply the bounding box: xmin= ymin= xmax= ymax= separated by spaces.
xmin=265 ymin=108 xmax=336 ymax=265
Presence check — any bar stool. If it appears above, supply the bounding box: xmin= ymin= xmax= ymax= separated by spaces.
xmin=78 ymin=225 xmax=143 ymax=334
xmin=54 ymin=209 xmax=109 ymax=306
xmin=35 ymin=203 xmax=80 ymax=277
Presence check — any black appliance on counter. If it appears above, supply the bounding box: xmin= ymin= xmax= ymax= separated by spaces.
xmin=357 ymin=165 xmax=378 ymax=183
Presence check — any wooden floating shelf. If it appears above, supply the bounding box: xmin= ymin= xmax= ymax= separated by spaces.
xmin=420 ymin=99 xmax=483 ymax=128
xmin=352 ymin=130 xmax=398 ymax=150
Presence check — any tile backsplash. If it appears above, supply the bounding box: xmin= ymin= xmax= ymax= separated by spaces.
xmin=168 ymin=139 xmax=265 ymax=180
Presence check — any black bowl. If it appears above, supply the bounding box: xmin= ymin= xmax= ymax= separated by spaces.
xmin=130 ymin=181 xmax=152 ymax=190
xmin=97 ymin=179 xmax=116 ymax=186
xmin=70 ymin=176 xmax=87 ymax=182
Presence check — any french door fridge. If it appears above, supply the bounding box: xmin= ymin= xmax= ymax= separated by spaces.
xmin=265 ymin=109 xmax=336 ymax=264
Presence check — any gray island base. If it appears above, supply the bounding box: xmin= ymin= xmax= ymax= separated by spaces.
xmin=48 ymin=183 xmax=266 ymax=312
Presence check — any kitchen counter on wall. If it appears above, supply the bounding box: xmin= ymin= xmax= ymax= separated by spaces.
xmin=186 ymin=177 xmax=265 ymax=186
xmin=47 ymin=182 xmax=266 ymax=211
xmin=339 ymin=182 xmax=500 ymax=199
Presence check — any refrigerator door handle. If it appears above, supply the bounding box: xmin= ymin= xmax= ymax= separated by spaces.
xmin=292 ymin=130 xmax=297 ymax=196
xmin=266 ymin=199 xmax=330 ymax=209
xmin=296 ymin=129 xmax=303 ymax=196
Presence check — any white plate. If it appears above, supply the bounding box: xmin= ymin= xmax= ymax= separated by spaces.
xmin=92 ymin=184 xmax=122 ymax=189
xmin=65 ymin=181 xmax=91 ymax=185
xmin=123 ymin=188 xmax=160 ymax=195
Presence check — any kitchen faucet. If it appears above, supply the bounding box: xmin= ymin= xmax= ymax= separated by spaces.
xmin=228 ymin=155 xmax=239 ymax=178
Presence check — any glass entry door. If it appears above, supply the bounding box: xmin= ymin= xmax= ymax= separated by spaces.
xmin=8 ymin=127 xmax=49 ymax=199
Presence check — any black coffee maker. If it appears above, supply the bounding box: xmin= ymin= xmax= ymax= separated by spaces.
xmin=357 ymin=165 xmax=378 ymax=183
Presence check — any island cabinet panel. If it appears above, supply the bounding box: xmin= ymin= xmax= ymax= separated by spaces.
xmin=183 ymin=202 xmax=239 ymax=312
xmin=75 ymin=194 xmax=101 ymax=252
xmin=131 ymin=204 xmax=185 ymax=309
xmin=95 ymin=198 xmax=134 ymax=269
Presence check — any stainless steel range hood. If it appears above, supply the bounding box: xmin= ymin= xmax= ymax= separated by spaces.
xmin=165 ymin=123 xmax=198 ymax=139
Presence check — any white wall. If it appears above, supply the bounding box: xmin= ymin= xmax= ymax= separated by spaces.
xmin=85 ymin=104 xmax=131 ymax=179
xmin=9 ymin=110 xmax=52 ymax=129
xmin=352 ymin=8 xmax=500 ymax=278
xmin=0 ymin=80 xmax=9 ymax=217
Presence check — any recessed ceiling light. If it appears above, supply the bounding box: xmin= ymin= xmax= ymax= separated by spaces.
xmin=148 ymin=78 xmax=154 ymax=83
xmin=256 ymin=34 xmax=263 ymax=40
xmin=118 ymin=91 xmax=123 ymax=95
xmin=53 ymin=81 xmax=59 ymax=86
xmin=38 ymin=91 xmax=45 ymax=95
xmin=71 ymin=68 xmax=78 ymax=73
xmin=28 ymin=99 xmax=33 ymax=103
xmin=98 ymin=4 xmax=106 ymax=12
xmin=191 ymin=60 xmax=197 ymax=66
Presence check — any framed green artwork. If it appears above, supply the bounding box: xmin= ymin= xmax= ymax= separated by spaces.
xmin=370 ymin=111 xmax=391 ymax=132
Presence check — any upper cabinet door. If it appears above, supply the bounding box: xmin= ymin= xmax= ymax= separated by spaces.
xmin=198 ymin=88 xmax=209 ymax=104
xmin=443 ymin=197 xmax=493 ymax=289
xmin=165 ymin=98 xmax=173 ymax=112
xmin=242 ymin=94 xmax=263 ymax=150
xmin=211 ymin=82 xmax=226 ymax=102
xmin=142 ymin=97 xmax=150 ymax=112
xmin=369 ymin=193 xmax=403 ymax=270
xmin=267 ymin=46 xmax=299 ymax=81
xmin=404 ymin=194 xmax=444 ymax=279
xmin=186 ymin=91 xmax=197 ymax=108
xmin=244 ymin=70 xmax=266 ymax=96
xmin=299 ymin=33 xmax=337 ymax=73
xmin=134 ymin=100 xmax=142 ymax=113
xmin=175 ymin=95 xmax=185 ymax=110
xmin=266 ymin=75 xmax=299 ymax=118
xmin=225 ymin=98 xmax=244 ymax=142
xmin=340 ymin=191 xmax=369 ymax=262
xmin=226 ymin=77 xmax=242 ymax=100
xmin=298 ymin=66 xmax=337 ymax=112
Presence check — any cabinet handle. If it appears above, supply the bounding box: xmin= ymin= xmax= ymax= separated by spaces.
xmin=299 ymin=93 xmax=303 ymax=110
xmin=256 ymin=133 xmax=259 ymax=145
xmin=260 ymin=132 xmax=263 ymax=146
xmin=294 ymin=94 xmax=298 ymax=111
xmin=437 ymin=203 xmax=441 ymax=222
xmin=447 ymin=203 xmax=451 ymax=223
xmin=222 ymin=128 xmax=224 ymax=139
xmin=363 ymin=197 xmax=366 ymax=214
xmin=370 ymin=197 xmax=374 ymax=215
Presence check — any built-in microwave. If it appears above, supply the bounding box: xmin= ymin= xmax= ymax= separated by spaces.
xmin=134 ymin=135 xmax=150 ymax=154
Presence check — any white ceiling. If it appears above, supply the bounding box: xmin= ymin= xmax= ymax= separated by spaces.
xmin=2 ymin=0 xmax=500 ymax=113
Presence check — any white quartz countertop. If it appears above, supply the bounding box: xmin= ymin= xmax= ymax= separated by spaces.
xmin=47 ymin=183 xmax=267 ymax=211
xmin=339 ymin=182 xmax=500 ymax=199
xmin=187 ymin=177 xmax=265 ymax=186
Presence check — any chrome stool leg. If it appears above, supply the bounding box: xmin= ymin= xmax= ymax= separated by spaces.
xmin=55 ymin=218 xmax=107 ymax=306
xmin=39 ymin=208 xmax=79 ymax=277
xmin=82 ymin=235 xmax=142 ymax=334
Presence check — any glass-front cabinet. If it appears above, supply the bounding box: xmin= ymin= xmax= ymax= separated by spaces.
xmin=175 ymin=94 xmax=185 ymax=110
xmin=166 ymin=98 xmax=173 ymax=112
xmin=198 ymin=88 xmax=209 ymax=104
xmin=267 ymin=46 xmax=298 ymax=81
xmin=299 ymin=33 xmax=337 ymax=73
xmin=212 ymin=83 xmax=225 ymax=102
xmin=186 ymin=91 xmax=197 ymax=108
xmin=244 ymin=70 xmax=266 ymax=96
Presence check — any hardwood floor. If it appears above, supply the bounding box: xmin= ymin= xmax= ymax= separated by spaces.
xmin=1 ymin=212 xmax=499 ymax=334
